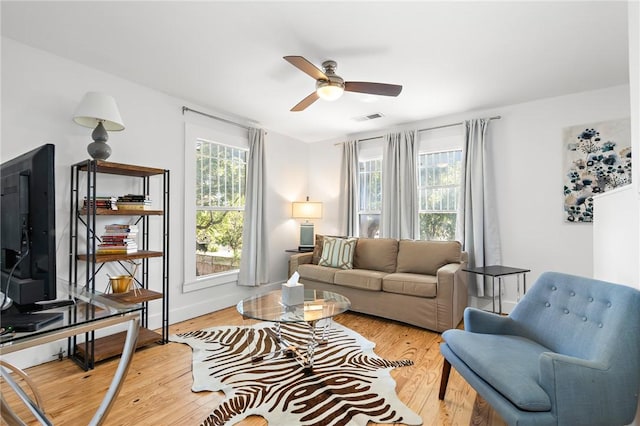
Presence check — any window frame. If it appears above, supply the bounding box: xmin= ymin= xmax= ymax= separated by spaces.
xmin=184 ymin=122 xmax=248 ymax=293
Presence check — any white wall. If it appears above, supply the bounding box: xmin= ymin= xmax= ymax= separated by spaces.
xmin=1 ymin=38 xmax=308 ymax=367
xmin=308 ymin=84 xmax=631 ymax=312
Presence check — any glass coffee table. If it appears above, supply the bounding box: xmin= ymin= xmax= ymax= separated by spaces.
xmin=237 ymin=289 xmax=350 ymax=370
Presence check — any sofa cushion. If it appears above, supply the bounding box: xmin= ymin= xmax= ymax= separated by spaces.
xmin=334 ymin=269 xmax=386 ymax=291
xmin=298 ymin=264 xmax=338 ymax=283
xmin=312 ymin=234 xmax=347 ymax=264
xmin=353 ymin=238 xmax=399 ymax=273
xmin=383 ymin=273 xmax=437 ymax=298
xmin=443 ymin=329 xmax=552 ymax=412
xmin=318 ymin=237 xmax=357 ymax=269
xmin=396 ymin=240 xmax=462 ymax=275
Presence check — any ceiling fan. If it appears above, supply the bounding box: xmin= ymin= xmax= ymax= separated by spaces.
xmin=283 ymin=56 xmax=403 ymax=112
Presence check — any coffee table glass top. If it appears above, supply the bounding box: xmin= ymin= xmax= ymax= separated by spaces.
xmin=237 ymin=289 xmax=350 ymax=323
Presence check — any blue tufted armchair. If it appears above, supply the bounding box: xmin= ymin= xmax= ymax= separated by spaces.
xmin=439 ymin=271 xmax=640 ymax=426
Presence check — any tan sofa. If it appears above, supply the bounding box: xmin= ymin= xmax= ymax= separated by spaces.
xmin=289 ymin=238 xmax=468 ymax=332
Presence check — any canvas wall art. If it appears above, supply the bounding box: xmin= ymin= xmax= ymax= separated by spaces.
xmin=563 ymin=117 xmax=631 ymax=222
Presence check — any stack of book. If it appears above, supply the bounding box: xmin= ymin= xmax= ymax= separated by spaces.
xmin=83 ymin=196 xmax=117 ymax=211
xmin=97 ymin=224 xmax=139 ymax=255
xmin=116 ymin=194 xmax=152 ymax=210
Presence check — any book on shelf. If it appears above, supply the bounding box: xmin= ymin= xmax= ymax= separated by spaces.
xmin=83 ymin=196 xmax=117 ymax=210
xmin=116 ymin=194 xmax=152 ymax=210
xmin=98 ymin=224 xmax=139 ymax=254
xmin=118 ymin=194 xmax=150 ymax=202
xmin=104 ymin=224 xmax=139 ymax=232
xmin=115 ymin=203 xmax=152 ymax=211
xmin=96 ymin=247 xmax=138 ymax=255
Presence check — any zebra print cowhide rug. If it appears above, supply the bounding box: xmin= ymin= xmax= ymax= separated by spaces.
xmin=170 ymin=321 xmax=422 ymax=426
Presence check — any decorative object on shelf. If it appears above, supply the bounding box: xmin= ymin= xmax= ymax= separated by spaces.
xmin=291 ymin=196 xmax=322 ymax=251
xmin=73 ymin=92 xmax=125 ymax=160
xmin=563 ymin=117 xmax=631 ymax=222
xmin=108 ymin=275 xmax=132 ymax=293
xmin=106 ymin=260 xmax=141 ymax=295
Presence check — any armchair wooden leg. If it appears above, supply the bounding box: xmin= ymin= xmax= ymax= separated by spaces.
xmin=439 ymin=359 xmax=452 ymax=400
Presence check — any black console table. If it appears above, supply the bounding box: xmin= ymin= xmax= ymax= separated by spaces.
xmin=463 ymin=265 xmax=531 ymax=314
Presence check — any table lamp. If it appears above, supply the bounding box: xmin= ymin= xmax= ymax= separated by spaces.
xmin=291 ymin=197 xmax=323 ymax=251
xmin=73 ymin=92 xmax=125 ymax=160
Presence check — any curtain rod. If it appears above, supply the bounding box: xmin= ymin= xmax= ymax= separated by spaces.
xmin=182 ymin=106 xmax=251 ymax=130
xmin=351 ymin=115 xmax=502 ymax=144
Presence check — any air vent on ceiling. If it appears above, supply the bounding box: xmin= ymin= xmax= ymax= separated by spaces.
xmin=353 ymin=113 xmax=384 ymax=122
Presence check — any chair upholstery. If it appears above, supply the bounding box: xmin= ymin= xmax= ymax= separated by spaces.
xmin=439 ymin=271 xmax=640 ymax=426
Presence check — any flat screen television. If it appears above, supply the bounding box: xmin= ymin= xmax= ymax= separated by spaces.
xmin=1 ymin=143 xmax=57 ymax=307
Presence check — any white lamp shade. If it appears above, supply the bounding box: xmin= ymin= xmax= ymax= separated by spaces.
xmin=73 ymin=92 xmax=125 ymax=131
xmin=292 ymin=201 xmax=323 ymax=219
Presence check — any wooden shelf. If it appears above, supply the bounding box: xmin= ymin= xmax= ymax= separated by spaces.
xmin=74 ymin=327 xmax=163 ymax=363
xmin=102 ymin=288 xmax=163 ymax=304
xmin=80 ymin=208 xmax=164 ymax=216
xmin=74 ymin=160 xmax=166 ymax=177
xmin=77 ymin=250 xmax=163 ymax=263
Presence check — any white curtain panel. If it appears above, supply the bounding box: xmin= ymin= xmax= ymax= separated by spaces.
xmin=340 ymin=140 xmax=359 ymax=237
xmin=457 ymin=119 xmax=502 ymax=296
xmin=238 ymin=128 xmax=269 ymax=286
xmin=381 ymin=130 xmax=419 ymax=239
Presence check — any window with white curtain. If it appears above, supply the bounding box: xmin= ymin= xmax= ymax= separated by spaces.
xmin=358 ymin=158 xmax=382 ymax=238
xmin=184 ymin=122 xmax=248 ymax=292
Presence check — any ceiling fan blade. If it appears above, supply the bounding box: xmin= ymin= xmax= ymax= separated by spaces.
xmin=284 ymin=56 xmax=328 ymax=81
xmin=344 ymin=81 xmax=403 ymax=97
xmin=291 ymin=92 xmax=320 ymax=112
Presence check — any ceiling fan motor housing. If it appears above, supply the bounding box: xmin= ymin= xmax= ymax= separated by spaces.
xmin=316 ymin=60 xmax=345 ymax=91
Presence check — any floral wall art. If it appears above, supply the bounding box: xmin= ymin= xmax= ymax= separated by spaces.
xmin=563 ymin=117 xmax=631 ymax=222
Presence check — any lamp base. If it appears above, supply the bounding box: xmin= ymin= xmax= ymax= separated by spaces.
xmin=87 ymin=140 xmax=111 ymax=160
xmin=299 ymin=222 xmax=315 ymax=249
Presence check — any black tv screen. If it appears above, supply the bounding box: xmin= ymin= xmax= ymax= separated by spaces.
xmin=1 ymin=143 xmax=56 ymax=305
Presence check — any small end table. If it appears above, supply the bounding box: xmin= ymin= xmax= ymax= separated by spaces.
xmin=463 ymin=265 xmax=531 ymax=314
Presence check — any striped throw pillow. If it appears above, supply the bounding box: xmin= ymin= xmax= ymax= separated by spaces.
xmin=318 ymin=237 xmax=357 ymax=269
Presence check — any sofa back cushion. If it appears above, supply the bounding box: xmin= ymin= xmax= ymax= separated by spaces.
xmin=353 ymin=238 xmax=399 ymax=273
xmin=396 ymin=240 xmax=462 ymax=275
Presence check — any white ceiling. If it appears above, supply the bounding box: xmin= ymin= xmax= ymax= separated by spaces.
xmin=1 ymin=1 xmax=630 ymax=143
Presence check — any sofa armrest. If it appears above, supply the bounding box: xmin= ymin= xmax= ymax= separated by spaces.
xmin=288 ymin=252 xmax=313 ymax=276
xmin=435 ymin=262 xmax=468 ymax=330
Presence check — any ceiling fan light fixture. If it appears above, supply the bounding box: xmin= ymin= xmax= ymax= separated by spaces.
xmin=316 ymin=81 xmax=344 ymax=101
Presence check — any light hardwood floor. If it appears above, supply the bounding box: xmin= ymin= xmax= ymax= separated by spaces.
xmin=1 ymin=308 xmax=507 ymax=426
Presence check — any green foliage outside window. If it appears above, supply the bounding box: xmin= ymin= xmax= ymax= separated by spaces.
xmin=419 ymin=213 xmax=457 ymax=241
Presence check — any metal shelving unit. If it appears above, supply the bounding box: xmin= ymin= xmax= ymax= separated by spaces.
xmin=69 ymin=160 xmax=169 ymax=369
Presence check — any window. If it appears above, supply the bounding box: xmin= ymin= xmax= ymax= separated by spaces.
xmin=358 ymin=158 xmax=382 ymax=238
xmin=418 ymin=150 xmax=462 ymax=240
xmin=183 ymin=122 xmax=249 ymax=292
xmin=195 ymin=140 xmax=247 ymax=277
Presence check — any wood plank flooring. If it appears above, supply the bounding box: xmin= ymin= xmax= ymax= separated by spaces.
xmin=1 ymin=308 xmax=507 ymax=426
